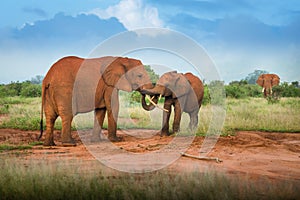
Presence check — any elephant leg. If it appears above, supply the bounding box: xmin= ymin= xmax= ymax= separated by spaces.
xmin=264 ymin=88 xmax=268 ymax=97
xmin=161 ymin=99 xmax=172 ymax=136
xmin=91 ymin=108 xmax=106 ymax=142
xmin=97 ymin=108 xmax=106 ymax=128
xmin=44 ymin=111 xmax=57 ymax=146
xmin=188 ymin=110 xmax=199 ymax=131
xmin=105 ymin=89 xmax=121 ymax=142
xmin=172 ymin=101 xmax=182 ymax=134
xmin=61 ymin=114 xmax=76 ymax=146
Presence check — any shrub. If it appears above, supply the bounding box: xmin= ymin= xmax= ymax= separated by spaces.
xmin=208 ymin=80 xmax=226 ymax=106
xmin=0 ymin=80 xmax=42 ymax=98
xmin=202 ymin=85 xmax=210 ymax=105
xmin=20 ymin=84 xmax=42 ymax=97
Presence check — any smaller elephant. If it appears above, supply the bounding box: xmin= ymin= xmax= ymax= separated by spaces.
xmin=141 ymin=71 xmax=204 ymax=136
xmin=256 ymin=74 xmax=280 ymax=97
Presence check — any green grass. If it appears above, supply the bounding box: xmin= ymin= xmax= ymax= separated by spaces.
xmin=0 ymin=144 xmax=32 ymax=152
xmin=224 ymin=98 xmax=300 ymax=133
xmin=0 ymin=141 xmax=42 ymax=152
xmin=0 ymin=159 xmax=298 ymax=200
xmin=0 ymin=96 xmax=300 ymax=134
xmin=0 ymin=97 xmax=31 ymax=114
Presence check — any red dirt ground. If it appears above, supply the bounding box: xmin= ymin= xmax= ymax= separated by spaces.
xmin=0 ymin=128 xmax=299 ymax=182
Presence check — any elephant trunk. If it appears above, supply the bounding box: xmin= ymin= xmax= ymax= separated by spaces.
xmin=141 ymin=94 xmax=158 ymax=111
xmin=263 ymin=86 xmax=272 ymax=97
xmin=138 ymin=83 xmax=154 ymax=92
xmin=141 ymin=85 xmax=165 ymax=96
xmin=140 ymin=85 xmax=169 ymax=112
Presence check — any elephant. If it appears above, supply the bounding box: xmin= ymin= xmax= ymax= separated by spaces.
xmin=40 ymin=56 xmax=156 ymax=146
xmin=256 ymin=74 xmax=280 ymax=97
xmin=141 ymin=71 xmax=204 ymax=136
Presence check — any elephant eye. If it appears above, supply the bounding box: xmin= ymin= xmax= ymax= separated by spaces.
xmin=117 ymin=73 xmax=123 ymax=77
xmin=137 ymin=74 xmax=143 ymax=78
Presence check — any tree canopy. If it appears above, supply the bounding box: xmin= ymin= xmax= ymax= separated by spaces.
xmin=245 ymin=69 xmax=269 ymax=84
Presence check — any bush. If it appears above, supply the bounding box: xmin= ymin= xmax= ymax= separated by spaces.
xmin=202 ymin=85 xmax=210 ymax=105
xmin=20 ymin=84 xmax=41 ymax=97
xmin=225 ymin=81 xmax=300 ymax=99
xmin=208 ymin=80 xmax=226 ymax=106
xmin=0 ymin=82 xmax=22 ymax=97
xmin=0 ymin=80 xmax=42 ymax=98
xmin=279 ymin=82 xmax=300 ymax=97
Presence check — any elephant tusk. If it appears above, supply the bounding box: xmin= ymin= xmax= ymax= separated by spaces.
xmin=270 ymin=88 xmax=273 ymax=94
xmin=146 ymin=95 xmax=169 ymax=112
xmin=262 ymin=88 xmax=265 ymax=93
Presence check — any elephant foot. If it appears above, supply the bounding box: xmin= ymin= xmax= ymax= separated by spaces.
xmin=43 ymin=138 xmax=56 ymax=146
xmin=172 ymin=129 xmax=180 ymax=135
xmin=61 ymin=138 xmax=76 ymax=147
xmin=62 ymin=142 xmax=76 ymax=147
xmin=160 ymin=131 xmax=170 ymax=137
xmin=43 ymin=141 xmax=56 ymax=146
xmin=89 ymin=134 xmax=104 ymax=143
xmin=108 ymin=135 xmax=123 ymax=142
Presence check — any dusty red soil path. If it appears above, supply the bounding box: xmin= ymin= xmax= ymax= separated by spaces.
xmin=0 ymin=129 xmax=299 ymax=181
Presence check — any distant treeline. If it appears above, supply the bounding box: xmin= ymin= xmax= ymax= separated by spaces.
xmin=0 ymin=76 xmax=299 ymax=99
xmin=0 ymin=81 xmax=41 ymax=98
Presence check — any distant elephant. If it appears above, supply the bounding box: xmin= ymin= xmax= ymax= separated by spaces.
xmin=256 ymin=74 xmax=280 ymax=97
xmin=40 ymin=56 xmax=155 ymax=146
xmin=141 ymin=71 xmax=204 ymax=136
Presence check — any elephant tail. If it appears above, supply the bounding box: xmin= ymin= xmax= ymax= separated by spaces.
xmin=38 ymin=83 xmax=48 ymax=141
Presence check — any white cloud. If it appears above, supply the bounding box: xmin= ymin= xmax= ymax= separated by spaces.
xmin=88 ymin=0 xmax=164 ymax=30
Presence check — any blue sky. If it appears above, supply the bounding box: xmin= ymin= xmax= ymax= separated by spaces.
xmin=0 ymin=0 xmax=299 ymax=83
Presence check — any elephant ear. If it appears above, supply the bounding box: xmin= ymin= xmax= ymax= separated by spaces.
xmin=271 ymin=74 xmax=280 ymax=86
xmin=172 ymin=73 xmax=190 ymax=98
xmin=256 ymin=74 xmax=264 ymax=87
xmin=100 ymin=57 xmax=132 ymax=92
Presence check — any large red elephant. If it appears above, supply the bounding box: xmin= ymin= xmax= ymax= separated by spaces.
xmin=256 ymin=74 xmax=280 ymax=97
xmin=40 ymin=56 xmax=155 ymax=146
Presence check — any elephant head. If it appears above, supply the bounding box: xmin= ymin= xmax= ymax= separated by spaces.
xmin=256 ymin=74 xmax=280 ymax=97
xmin=100 ymin=57 xmax=153 ymax=92
xmin=141 ymin=71 xmax=192 ymax=109
xmin=142 ymin=71 xmax=190 ymax=97
xmin=99 ymin=57 xmax=157 ymax=110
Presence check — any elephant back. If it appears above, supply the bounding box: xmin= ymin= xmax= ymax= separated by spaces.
xmin=43 ymin=56 xmax=84 ymax=87
xmin=184 ymin=73 xmax=204 ymax=101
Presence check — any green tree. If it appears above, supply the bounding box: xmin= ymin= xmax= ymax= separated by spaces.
xmin=245 ymin=69 xmax=269 ymax=84
xmin=291 ymin=81 xmax=299 ymax=88
xmin=144 ymin=65 xmax=159 ymax=83
xmin=279 ymin=82 xmax=300 ymax=97
xmin=30 ymin=75 xmax=44 ymax=84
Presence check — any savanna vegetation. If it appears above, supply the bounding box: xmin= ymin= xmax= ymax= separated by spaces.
xmin=0 ymin=70 xmax=299 ymax=199
xmin=1 ymin=96 xmax=299 ymax=134
xmin=0 ymin=69 xmax=299 ymax=133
